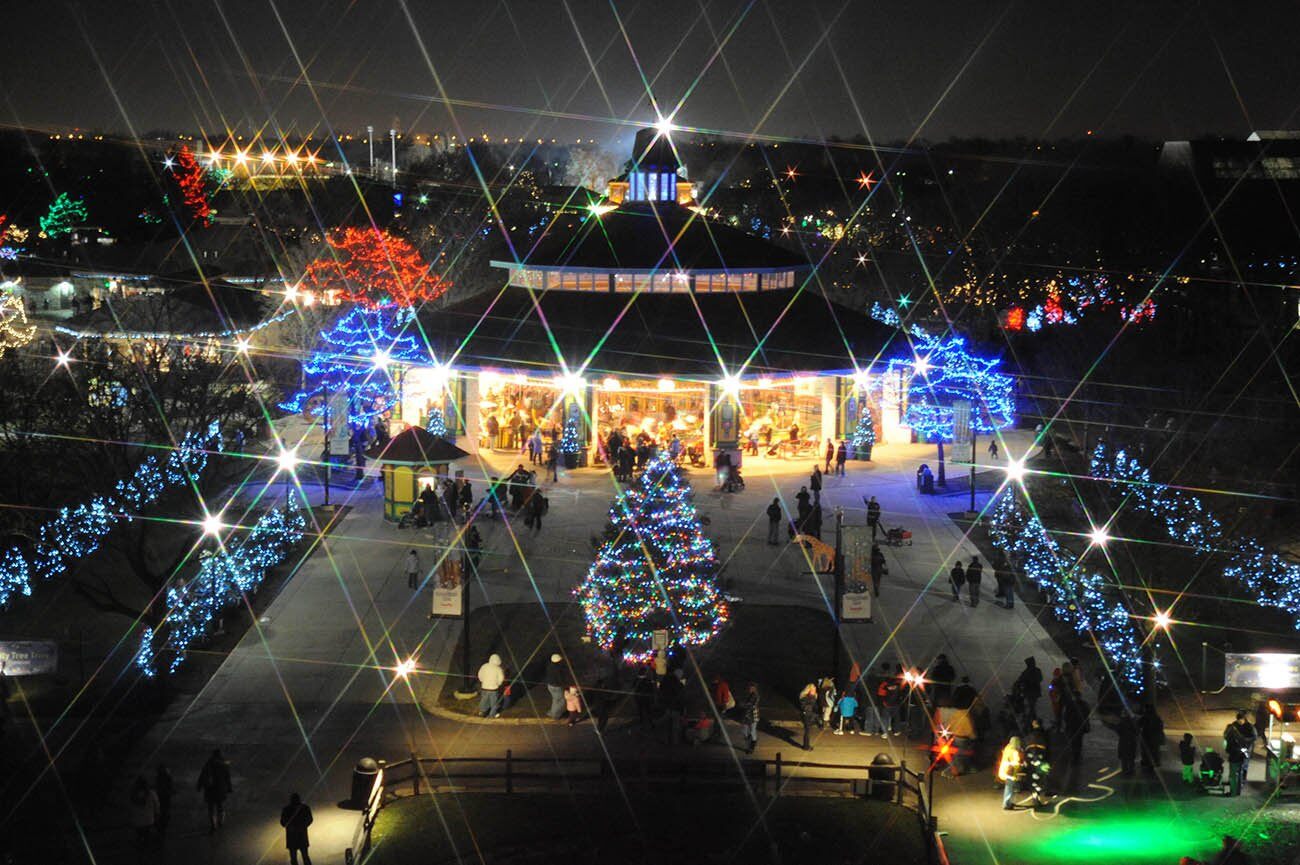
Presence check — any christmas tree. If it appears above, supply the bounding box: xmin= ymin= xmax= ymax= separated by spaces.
xmin=39 ymin=193 xmax=87 ymax=238
xmin=279 ymin=305 xmax=426 ymax=427
xmin=171 ymin=145 xmax=213 ymax=225
xmin=426 ymin=405 xmax=447 ymax=437
xmin=850 ymin=406 xmax=875 ymax=458
xmin=900 ymin=333 xmax=1015 ymax=441
xmin=577 ymin=452 xmax=728 ymax=663
xmin=559 ymin=416 xmax=581 ymax=455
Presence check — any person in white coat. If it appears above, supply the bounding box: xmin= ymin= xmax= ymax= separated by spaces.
xmin=477 ymin=653 xmax=505 ymax=718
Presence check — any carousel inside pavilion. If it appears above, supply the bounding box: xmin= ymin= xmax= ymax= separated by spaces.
xmin=393 ymin=128 xmax=905 ymax=468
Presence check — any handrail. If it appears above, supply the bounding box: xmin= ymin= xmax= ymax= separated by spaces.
xmin=348 ymin=751 xmax=941 ymax=865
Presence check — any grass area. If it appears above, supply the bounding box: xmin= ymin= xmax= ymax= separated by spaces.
xmin=367 ymin=793 xmax=928 ymax=865
xmin=440 ymin=603 xmax=837 ymax=721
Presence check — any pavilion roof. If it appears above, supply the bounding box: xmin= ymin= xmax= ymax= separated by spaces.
xmin=492 ymin=202 xmax=809 ymax=273
xmin=416 ymin=285 xmax=901 ymax=378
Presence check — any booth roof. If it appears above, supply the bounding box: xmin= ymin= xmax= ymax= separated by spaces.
xmin=368 ymin=427 xmax=470 ymax=464
xmin=417 ymin=286 xmax=901 ymax=378
xmin=494 ymin=202 xmax=809 ymax=273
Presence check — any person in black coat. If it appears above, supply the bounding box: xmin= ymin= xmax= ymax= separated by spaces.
xmin=966 ymin=556 xmax=983 ymax=606
xmin=1138 ymin=704 xmax=1165 ymax=772
xmin=869 ymin=544 xmax=887 ymax=597
xmin=1115 ymin=711 xmax=1139 ymax=776
xmin=196 ymin=749 xmax=232 ymax=832
xmin=280 ymin=793 xmax=314 ymax=865
xmin=948 ymin=561 xmax=966 ymax=602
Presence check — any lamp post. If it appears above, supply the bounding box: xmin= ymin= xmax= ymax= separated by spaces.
xmin=276 ymin=447 xmax=299 ymax=510
xmin=969 ymin=429 xmax=978 ymax=514
xmin=832 ymin=506 xmax=845 ymax=683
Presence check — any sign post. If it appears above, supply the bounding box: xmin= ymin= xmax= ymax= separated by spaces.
xmin=0 ymin=640 xmax=58 ymax=676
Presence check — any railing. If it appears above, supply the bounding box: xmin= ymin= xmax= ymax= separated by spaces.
xmin=345 ymin=750 xmax=942 ymax=863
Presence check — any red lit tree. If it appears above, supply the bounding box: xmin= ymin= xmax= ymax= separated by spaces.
xmin=302 ymin=227 xmax=448 ymax=308
xmin=172 ymin=145 xmax=212 ymax=225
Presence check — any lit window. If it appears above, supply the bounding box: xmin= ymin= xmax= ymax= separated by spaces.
xmin=647 ymin=172 xmax=658 ymax=201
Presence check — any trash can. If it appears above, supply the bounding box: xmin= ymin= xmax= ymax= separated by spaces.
xmin=351 ymin=757 xmax=380 ymax=808
xmin=868 ymin=752 xmax=896 ymax=801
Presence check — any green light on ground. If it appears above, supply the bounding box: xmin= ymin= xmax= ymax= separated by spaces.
xmin=1014 ymin=808 xmax=1217 ymax=864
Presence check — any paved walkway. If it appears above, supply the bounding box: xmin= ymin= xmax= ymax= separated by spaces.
xmin=99 ymin=432 xmax=1253 ymax=865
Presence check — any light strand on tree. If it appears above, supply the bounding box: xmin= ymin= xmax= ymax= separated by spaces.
xmin=136 ymin=503 xmax=307 ymax=676
xmin=172 ymin=145 xmax=213 ymax=225
xmin=850 ymin=406 xmax=875 ymax=453
xmin=279 ymin=304 xmax=427 ymax=427
xmin=54 ymin=310 xmax=292 ymax=342
xmin=39 ymin=193 xmax=88 ymax=238
xmin=1090 ymin=442 xmax=1300 ymax=629
xmin=560 ymin=416 xmax=581 ymax=455
xmin=576 ymin=452 xmax=728 ymax=663
xmin=0 ymin=423 xmax=222 ymax=608
xmin=0 ymin=291 xmax=36 ymax=355
xmin=987 ymin=487 xmax=1146 ymax=693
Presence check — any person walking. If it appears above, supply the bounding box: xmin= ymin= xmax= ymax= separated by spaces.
xmin=280 ymin=793 xmax=314 ymax=865
xmin=1014 ymin=658 xmax=1043 ymax=719
xmin=634 ymin=667 xmax=656 ymax=731
xmin=196 ymin=749 xmax=232 ymax=833
xmin=564 ymin=684 xmax=583 ymax=726
xmin=820 ymin=678 xmax=838 ymax=730
xmin=740 ymin=683 xmax=760 ymax=754
xmin=545 ymin=654 xmax=566 ymax=720
xmin=824 ymin=439 xmax=834 ymax=474
xmin=1060 ymin=688 xmax=1091 ymax=792
xmin=881 ymin=668 xmax=904 ymax=736
xmin=477 ymin=653 xmax=505 ymax=718
xmin=865 ymin=496 xmax=882 ymax=539
xmin=996 ymin=567 xmax=1017 ymax=609
xmin=1116 ymin=710 xmax=1139 ymax=776
xmin=929 ymin=654 xmax=956 ymax=707
xmin=405 ymin=549 xmax=420 ymax=590
xmin=1224 ymin=711 xmax=1256 ymax=796
xmin=810 ymin=466 xmax=822 ymax=505
xmin=835 ymin=440 xmax=848 ymax=477
xmin=661 ymin=669 xmax=686 ymax=745
xmin=966 ymin=556 xmax=983 ymax=606
xmin=154 ymin=764 xmax=173 ymax=835
xmin=128 ymin=775 xmax=159 ymax=858
xmin=869 ymin=544 xmax=887 ymax=598
xmin=1179 ymin=733 xmax=1198 ymax=785
xmin=527 ymin=489 xmax=546 ymax=535
xmin=948 ymin=560 xmax=966 ymax=602
xmin=988 ymin=439 xmax=999 ymax=459
xmin=545 ymin=440 xmax=559 ymax=482
xmin=799 ymin=683 xmax=819 ymax=750
xmin=765 ymin=498 xmax=782 ymax=545
xmin=998 ymin=737 xmax=1023 ymax=810
xmin=1139 ymin=704 xmax=1165 ymax=773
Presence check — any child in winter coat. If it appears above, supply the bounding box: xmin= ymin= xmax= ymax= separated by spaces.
xmin=564 ymin=685 xmax=583 ymax=726
xmin=1179 ymin=733 xmax=1198 ymax=784
xmin=836 ymin=693 xmax=860 ymax=734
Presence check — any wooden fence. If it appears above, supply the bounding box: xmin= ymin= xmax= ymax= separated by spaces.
xmin=345 ymin=750 xmax=940 ymax=864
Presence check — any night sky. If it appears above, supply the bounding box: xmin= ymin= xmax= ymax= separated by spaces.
xmin=3 ymin=0 xmax=1299 ymax=145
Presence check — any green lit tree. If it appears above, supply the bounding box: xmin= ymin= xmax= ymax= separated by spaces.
xmin=40 ymin=193 xmax=88 ymax=238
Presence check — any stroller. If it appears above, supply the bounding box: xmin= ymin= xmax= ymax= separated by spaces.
xmin=883 ymin=526 xmax=913 ymax=547
xmin=1198 ymin=748 xmax=1229 ymax=795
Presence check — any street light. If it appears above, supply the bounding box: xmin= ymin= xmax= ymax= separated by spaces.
xmin=394 ymin=657 xmax=417 ymax=678
xmin=201 ymin=512 xmax=225 ymax=536
xmin=1004 ymin=458 xmax=1026 ymax=483
xmin=275 ymin=447 xmax=299 ymax=508
xmin=1153 ymin=609 xmax=1172 ymax=630
xmin=1088 ymin=525 xmax=1111 ymax=547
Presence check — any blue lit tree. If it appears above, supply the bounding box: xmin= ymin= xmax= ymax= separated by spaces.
xmin=279 ymin=305 xmax=427 ymax=428
xmin=425 ymin=405 xmax=447 ymax=438
xmin=577 ymin=452 xmax=728 ymax=663
xmin=892 ymin=332 xmax=1015 ymax=484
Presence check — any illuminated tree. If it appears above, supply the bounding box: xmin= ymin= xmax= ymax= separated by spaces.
xmin=0 ymin=293 xmax=35 ymax=356
xmin=172 ymin=145 xmax=213 ymax=225
xmin=850 ymin=406 xmax=875 ymax=459
xmin=301 ymin=226 xmax=448 ymax=308
xmin=39 ymin=193 xmax=88 ymax=238
xmin=888 ymin=331 xmax=1015 ymax=483
xmin=279 ymin=305 xmax=428 ymax=428
xmin=578 ymin=453 xmax=728 ymax=663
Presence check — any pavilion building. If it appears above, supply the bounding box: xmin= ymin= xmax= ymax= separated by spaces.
xmin=396 ymin=128 xmax=906 ymax=464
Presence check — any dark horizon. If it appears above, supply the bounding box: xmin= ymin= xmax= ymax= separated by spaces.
xmin=4 ymin=1 xmax=1300 ymax=147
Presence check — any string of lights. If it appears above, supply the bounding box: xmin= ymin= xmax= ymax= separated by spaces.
xmin=988 ymin=487 xmax=1147 ymax=694
xmin=55 ymin=309 xmax=292 ymax=342
xmin=137 ymin=503 xmax=307 ymax=676
xmin=278 ymin=304 xmax=428 ymax=427
xmin=1090 ymin=442 xmax=1300 ymax=629
xmin=576 ymin=451 xmax=728 ymax=664
xmin=0 ymin=422 xmax=222 ymax=608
